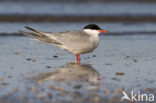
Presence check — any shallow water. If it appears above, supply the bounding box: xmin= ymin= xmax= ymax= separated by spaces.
xmin=0 ymin=35 xmax=156 ymax=102
xmin=1 ymin=22 xmax=156 ymax=35
xmin=0 ymin=1 xmax=156 ymax=15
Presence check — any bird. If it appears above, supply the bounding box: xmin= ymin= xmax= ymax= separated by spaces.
xmin=19 ymin=24 xmax=107 ymax=64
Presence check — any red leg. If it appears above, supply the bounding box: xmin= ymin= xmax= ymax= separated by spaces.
xmin=78 ymin=54 xmax=81 ymax=63
xmin=76 ymin=54 xmax=81 ymax=63
xmin=76 ymin=54 xmax=79 ymax=62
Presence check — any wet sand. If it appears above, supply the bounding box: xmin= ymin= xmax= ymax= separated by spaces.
xmin=0 ymin=35 xmax=156 ymax=103
xmin=1 ymin=15 xmax=156 ymax=22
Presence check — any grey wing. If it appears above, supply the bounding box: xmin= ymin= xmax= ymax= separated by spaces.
xmin=52 ymin=31 xmax=94 ymax=54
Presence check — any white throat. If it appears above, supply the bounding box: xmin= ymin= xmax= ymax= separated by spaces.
xmin=83 ymin=29 xmax=100 ymax=48
xmin=83 ymin=29 xmax=100 ymax=36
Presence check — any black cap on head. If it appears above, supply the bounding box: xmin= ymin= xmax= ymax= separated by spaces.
xmin=83 ymin=24 xmax=101 ymax=30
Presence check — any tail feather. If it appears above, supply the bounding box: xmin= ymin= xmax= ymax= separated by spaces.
xmin=19 ymin=30 xmax=41 ymax=38
xmin=19 ymin=28 xmax=62 ymax=45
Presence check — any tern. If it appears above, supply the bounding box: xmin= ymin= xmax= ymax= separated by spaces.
xmin=19 ymin=24 xmax=107 ymax=64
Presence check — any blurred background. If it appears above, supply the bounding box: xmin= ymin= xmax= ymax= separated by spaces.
xmin=0 ymin=0 xmax=156 ymax=35
xmin=0 ymin=0 xmax=156 ymax=103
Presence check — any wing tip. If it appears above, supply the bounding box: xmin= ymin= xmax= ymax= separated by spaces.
xmin=25 ymin=26 xmax=35 ymax=31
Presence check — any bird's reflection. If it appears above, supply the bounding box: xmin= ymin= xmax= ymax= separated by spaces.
xmin=30 ymin=63 xmax=100 ymax=83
